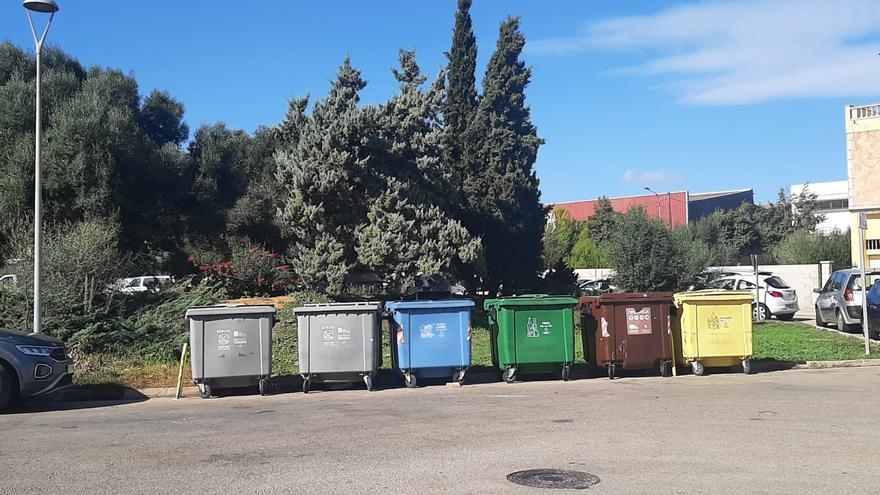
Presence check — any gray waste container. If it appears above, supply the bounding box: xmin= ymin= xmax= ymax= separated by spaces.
xmin=186 ymin=304 xmax=275 ymax=398
xmin=295 ymin=302 xmax=382 ymax=393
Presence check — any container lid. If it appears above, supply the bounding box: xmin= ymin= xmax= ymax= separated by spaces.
xmin=579 ymin=292 xmax=674 ymax=305
xmin=293 ymin=301 xmax=383 ymax=314
xmin=673 ymin=290 xmax=755 ymax=307
xmin=385 ymin=299 xmax=475 ymax=311
xmin=185 ymin=304 xmax=276 ymax=318
xmin=485 ymin=294 xmax=578 ymax=308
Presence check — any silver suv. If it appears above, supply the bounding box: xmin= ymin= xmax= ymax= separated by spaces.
xmin=0 ymin=329 xmax=74 ymax=411
xmin=814 ymin=269 xmax=880 ymax=332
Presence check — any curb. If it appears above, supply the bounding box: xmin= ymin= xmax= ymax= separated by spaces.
xmin=138 ymin=387 xmax=200 ymax=399
xmin=49 ymin=361 xmax=880 ymax=402
xmin=791 ymin=359 xmax=880 ymax=370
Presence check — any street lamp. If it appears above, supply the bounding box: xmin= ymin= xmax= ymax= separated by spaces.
xmin=24 ymin=0 xmax=59 ymax=334
xmin=644 ymin=187 xmax=672 ymax=226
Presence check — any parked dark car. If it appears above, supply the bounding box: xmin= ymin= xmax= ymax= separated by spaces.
xmin=0 ymin=329 xmax=74 ymax=411
xmin=867 ymin=280 xmax=880 ymax=339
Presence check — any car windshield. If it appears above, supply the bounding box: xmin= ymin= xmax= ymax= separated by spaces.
xmin=763 ymin=276 xmax=790 ymax=289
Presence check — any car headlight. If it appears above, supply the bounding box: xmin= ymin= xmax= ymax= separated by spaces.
xmin=16 ymin=345 xmax=56 ymax=357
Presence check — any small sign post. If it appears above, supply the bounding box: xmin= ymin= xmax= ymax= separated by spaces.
xmin=858 ymin=213 xmax=870 ymax=355
xmin=751 ymin=255 xmax=764 ymax=324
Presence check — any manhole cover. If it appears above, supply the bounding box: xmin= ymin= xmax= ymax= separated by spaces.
xmin=507 ymin=469 xmax=600 ymax=490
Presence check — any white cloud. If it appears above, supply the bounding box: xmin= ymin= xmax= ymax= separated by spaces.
xmin=527 ymin=0 xmax=880 ymax=104
xmin=621 ymin=169 xmax=681 ymax=185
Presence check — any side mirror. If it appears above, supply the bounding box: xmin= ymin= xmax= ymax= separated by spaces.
xmin=812 ymin=288 xmax=822 ymax=294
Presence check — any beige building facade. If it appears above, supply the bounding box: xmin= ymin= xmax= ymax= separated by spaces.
xmin=845 ymin=104 xmax=880 ymax=268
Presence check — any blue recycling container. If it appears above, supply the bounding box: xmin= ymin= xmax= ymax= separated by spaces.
xmin=385 ymin=299 xmax=474 ymax=388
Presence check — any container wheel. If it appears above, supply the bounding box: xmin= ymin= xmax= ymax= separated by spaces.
xmin=607 ymin=364 xmax=615 ymax=380
xmin=198 ymin=383 xmax=212 ymax=399
xmin=502 ymin=367 xmax=517 ymax=384
xmin=404 ymin=373 xmax=417 ymax=388
xmin=364 ymin=375 xmax=374 ymax=391
xmin=302 ymin=378 xmax=311 ymax=394
xmin=258 ymin=379 xmax=268 ymax=396
xmin=692 ymin=361 xmax=705 ymax=376
xmin=660 ymin=361 xmax=671 ymax=378
xmin=452 ymin=369 xmax=466 ymax=384
xmin=561 ymin=365 xmax=571 ymax=381
xmin=742 ymin=359 xmax=752 ymax=375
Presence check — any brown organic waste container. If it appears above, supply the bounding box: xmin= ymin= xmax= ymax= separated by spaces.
xmin=580 ymin=293 xmax=675 ymax=379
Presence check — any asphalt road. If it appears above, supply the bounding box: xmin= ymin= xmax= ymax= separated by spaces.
xmin=2 ymin=367 xmax=879 ymax=494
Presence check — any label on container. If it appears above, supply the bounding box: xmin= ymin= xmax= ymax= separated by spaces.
xmin=420 ymin=324 xmax=434 ymax=339
xmin=322 ymin=325 xmax=336 ymax=345
xmin=626 ymin=307 xmax=653 ymax=335
xmin=540 ymin=321 xmax=552 ymax=335
xmin=217 ymin=329 xmax=232 ymax=351
xmin=601 ymin=317 xmax=610 ymax=338
xmin=232 ymin=330 xmax=248 ymax=346
xmin=436 ymin=322 xmax=447 ymax=337
xmin=707 ymin=313 xmax=732 ymax=330
xmin=337 ymin=328 xmax=351 ymax=342
xmin=526 ymin=317 xmax=539 ymax=338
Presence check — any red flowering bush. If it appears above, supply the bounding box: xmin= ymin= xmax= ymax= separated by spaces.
xmin=188 ymin=245 xmax=297 ymax=296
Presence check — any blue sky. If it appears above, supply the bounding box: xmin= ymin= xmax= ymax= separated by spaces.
xmin=3 ymin=0 xmax=879 ymax=203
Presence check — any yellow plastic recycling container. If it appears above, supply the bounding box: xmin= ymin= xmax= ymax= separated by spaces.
xmin=672 ymin=290 xmax=754 ymax=376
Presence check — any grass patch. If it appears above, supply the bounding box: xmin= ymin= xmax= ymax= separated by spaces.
xmin=753 ymin=321 xmax=880 ymax=362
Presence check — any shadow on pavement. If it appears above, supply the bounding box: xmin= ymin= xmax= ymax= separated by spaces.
xmin=2 ymin=384 xmax=149 ymax=415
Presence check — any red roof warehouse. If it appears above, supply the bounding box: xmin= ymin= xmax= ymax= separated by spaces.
xmin=551 ymin=189 xmax=754 ymax=227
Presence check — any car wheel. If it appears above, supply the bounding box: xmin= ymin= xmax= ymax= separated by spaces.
xmin=815 ymin=306 xmax=828 ymax=327
xmin=0 ymin=366 xmax=14 ymax=411
xmin=752 ymin=303 xmax=769 ymax=322
xmin=836 ymin=311 xmax=856 ymax=333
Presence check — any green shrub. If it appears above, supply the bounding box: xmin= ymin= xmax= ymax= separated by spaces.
xmin=69 ymin=280 xmax=227 ymax=359
xmin=606 ymin=209 xmax=711 ymax=292
xmin=0 ymin=285 xmax=27 ymax=330
xmin=773 ymin=229 xmax=851 ymax=269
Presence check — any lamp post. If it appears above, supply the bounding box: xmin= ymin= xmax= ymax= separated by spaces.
xmin=24 ymin=0 xmax=59 ymax=334
xmin=644 ymin=187 xmax=673 ymax=226
xmin=645 ymin=187 xmax=663 ymax=225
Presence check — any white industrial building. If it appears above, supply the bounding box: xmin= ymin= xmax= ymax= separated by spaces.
xmin=790 ymin=180 xmax=850 ymax=234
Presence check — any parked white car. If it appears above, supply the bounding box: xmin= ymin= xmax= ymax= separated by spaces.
xmin=116 ymin=276 xmax=172 ymax=295
xmin=707 ymin=273 xmax=799 ymax=321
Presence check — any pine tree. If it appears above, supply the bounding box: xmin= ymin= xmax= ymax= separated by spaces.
xmin=462 ymin=17 xmax=546 ymax=293
xmin=587 ymin=197 xmax=618 ymax=246
xmin=356 ymin=51 xmax=480 ymax=291
xmin=276 ymin=58 xmax=376 ymax=290
xmin=444 ymin=0 xmax=478 ymax=156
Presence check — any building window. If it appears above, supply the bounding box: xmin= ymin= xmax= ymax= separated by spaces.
xmin=867 ymin=239 xmax=880 ymax=251
xmin=815 ymin=199 xmax=849 ymax=211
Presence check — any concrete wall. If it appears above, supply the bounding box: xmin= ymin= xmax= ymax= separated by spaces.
xmin=574 ymin=268 xmax=614 ymax=282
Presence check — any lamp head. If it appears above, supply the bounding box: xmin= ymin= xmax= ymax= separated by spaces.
xmin=23 ymin=0 xmax=59 ymax=13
